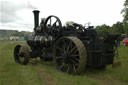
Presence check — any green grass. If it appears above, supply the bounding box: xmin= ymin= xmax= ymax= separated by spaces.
xmin=0 ymin=41 xmax=128 ymax=85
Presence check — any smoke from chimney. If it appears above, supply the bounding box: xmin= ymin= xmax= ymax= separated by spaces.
xmin=27 ymin=1 xmax=37 ymax=10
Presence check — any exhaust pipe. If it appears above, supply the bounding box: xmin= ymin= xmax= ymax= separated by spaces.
xmin=33 ymin=10 xmax=40 ymax=30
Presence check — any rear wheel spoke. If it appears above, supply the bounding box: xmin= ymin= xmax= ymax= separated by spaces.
xmin=56 ymin=46 xmax=64 ymax=53
xmin=66 ymin=65 xmax=70 ymax=73
xmin=62 ymin=40 xmax=67 ymax=53
xmin=73 ymin=49 xmax=78 ymax=53
xmin=69 ymin=46 xmax=77 ymax=54
xmin=59 ymin=63 xmax=65 ymax=69
xmin=67 ymin=41 xmax=72 ymax=52
xmin=73 ymin=64 xmax=76 ymax=72
xmin=74 ymin=58 xmax=79 ymax=62
xmin=70 ymin=58 xmax=79 ymax=64
xmin=70 ymin=54 xmax=79 ymax=57
xmin=56 ymin=56 xmax=63 ymax=60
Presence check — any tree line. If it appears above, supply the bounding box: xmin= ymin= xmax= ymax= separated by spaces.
xmin=96 ymin=0 xmax=128 ymax=35
xmin=0 ymin=30 xmax=32 ymax=40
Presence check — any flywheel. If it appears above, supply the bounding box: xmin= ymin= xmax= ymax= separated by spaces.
xmin=54 ymin=37 xmax=87 ymax=74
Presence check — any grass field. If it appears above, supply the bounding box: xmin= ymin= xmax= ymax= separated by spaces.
xmin=0 ymin=40 xmax=128 ymax=85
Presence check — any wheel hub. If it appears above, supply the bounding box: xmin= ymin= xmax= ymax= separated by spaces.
xmin=63 ymin=53 xmax=71 ymax=64
xmin=19 ymin=52 xmax=24 ymax=57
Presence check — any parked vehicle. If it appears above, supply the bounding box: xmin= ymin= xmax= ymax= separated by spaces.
xmin=123 ymin=37 xmax=128 ymax=46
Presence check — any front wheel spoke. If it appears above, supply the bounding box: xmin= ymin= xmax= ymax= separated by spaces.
xmin=19 ymin=53 xmax=22 ymax=56
xmin=19 ymin=47 xmax=23 ymax=53
xmin=18 ymin=53 xmax=21 ymax=56
xmin=19 ymin=57 xmax=24 ymax=62
xmin=15 ymin=52 xmax=19 ymax=56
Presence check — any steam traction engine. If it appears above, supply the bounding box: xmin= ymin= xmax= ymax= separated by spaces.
xmin=14 ymin=10 xmax=120 ymax=74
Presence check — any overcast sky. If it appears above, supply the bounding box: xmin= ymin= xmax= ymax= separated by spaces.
xmin=0 ymin=0 xmax=125 ymax=32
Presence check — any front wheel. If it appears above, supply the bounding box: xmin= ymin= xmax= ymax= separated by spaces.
xmin=14 ymin=44 xmax=30 ymax=65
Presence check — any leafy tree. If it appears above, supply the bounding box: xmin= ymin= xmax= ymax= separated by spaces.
xmin=123 ymin=22 xmax=128 ymax=34
xmin=95 ymin=24 xmax=110 ymax=35
xmin=122 ymin=0 xmax=128 ymax=22
xmin=121 ymin=0 xmax=128 ymax=34
xmin=111 ymin=22 xmax=124 ymax=34
xmin=96 ymin=22 xmax=124 ymax=35
xmin=11 ymin=31 xmax=20 ymax=36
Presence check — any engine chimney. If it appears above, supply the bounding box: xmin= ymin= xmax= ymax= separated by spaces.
xmin=33 ymin=10 xmax=40 ymax=30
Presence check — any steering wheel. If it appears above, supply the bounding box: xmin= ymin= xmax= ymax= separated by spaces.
xmin=44 ymin=15 xmax=62 ymax=41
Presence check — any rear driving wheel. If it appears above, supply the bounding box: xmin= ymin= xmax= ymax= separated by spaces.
xmin=54 ymin=37 xmax=87 ymax=74
xmin=14 ymin=44 xmax=30 ymax=65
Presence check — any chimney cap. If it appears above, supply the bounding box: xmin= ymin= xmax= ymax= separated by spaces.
xmin=33 ymin=10 xmax=40 ymax=12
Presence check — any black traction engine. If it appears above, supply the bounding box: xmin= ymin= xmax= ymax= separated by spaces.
xmin=14 ymin=10 xmax=120 ymax=74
